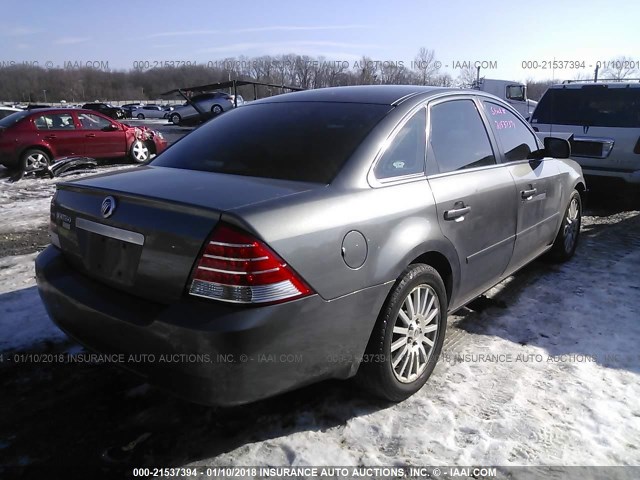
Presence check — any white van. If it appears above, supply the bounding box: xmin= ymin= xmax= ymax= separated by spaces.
xmin=473 ymin=79 xmax=532 ymax=119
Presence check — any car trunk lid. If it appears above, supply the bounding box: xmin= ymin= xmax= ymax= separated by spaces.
xmin=51 ymin=166 xmax=317 ymax=303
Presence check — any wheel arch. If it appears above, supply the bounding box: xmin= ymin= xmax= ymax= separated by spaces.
xmin=409 ymin=251 xmax=454 ymax=307
xmin=20 ymin=144 xmax=53 ymax=162
xmin=574 ymin=180 xmax=587 ymax=208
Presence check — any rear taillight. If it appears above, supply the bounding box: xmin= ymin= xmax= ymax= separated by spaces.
xmin=188 ymin=223 xmax=313 ymax=304
xmin=634 ymin=137 xmax=640 ymax=154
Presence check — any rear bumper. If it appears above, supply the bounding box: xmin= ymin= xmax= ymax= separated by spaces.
xmin=35 ymin=246 xmax=389 ymax=406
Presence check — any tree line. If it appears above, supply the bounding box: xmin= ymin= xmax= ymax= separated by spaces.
xmin=0 ymin=49 xmax=635 ymax=103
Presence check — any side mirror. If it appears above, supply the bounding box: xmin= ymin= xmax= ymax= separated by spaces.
xmin=103 ymin=124 xmax=119 ymax=132
xmin=544 ymin=137 xmax=571 ymax=159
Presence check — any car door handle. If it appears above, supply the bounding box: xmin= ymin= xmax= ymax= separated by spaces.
xmin=521 ymin=188 xmax=537 ymax=199
xmin=85 ymin=133 xmax=96 ymax=138
xmin=44 ymin=135 xmax=57 ymax=140
xmin=444 ymin=205 xmax=471 ymax=221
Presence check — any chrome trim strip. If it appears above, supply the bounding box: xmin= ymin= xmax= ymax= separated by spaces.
xmin=75 ymin=217 xmax=144 ymax=245
xmin=209 ymin=241 xmax=255 ymax=248
xmin=197 ymin=266 xmax=280 ymax=275
xmin=202 ymin=254 xmax=269 ymax=262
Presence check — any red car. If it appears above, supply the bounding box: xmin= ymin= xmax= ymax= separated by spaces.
xmin=0 ymin=108 xmax=167 ymax=174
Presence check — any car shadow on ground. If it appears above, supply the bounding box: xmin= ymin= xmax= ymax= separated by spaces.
xmin=0 ymin=327 xmax=391 ymax=477
xmin=453 ymin=207 xmax=640 ymax=377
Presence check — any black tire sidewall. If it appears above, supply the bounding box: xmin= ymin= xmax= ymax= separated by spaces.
xmin=553 ymin=190 xmax=582 ymax=260
xmin=365 ymin=264 xmax=448 ymax=401
xmin=20 ymin=148 xmax=50 ymax=173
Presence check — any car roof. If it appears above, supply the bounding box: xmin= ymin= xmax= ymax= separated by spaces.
xmin=549 ymin=82 xmax=640 ymax=89
xmin=19 ymin=107 xmax=118 ymax=117
xmin=251 ymin=85 xmax=456 ymax=105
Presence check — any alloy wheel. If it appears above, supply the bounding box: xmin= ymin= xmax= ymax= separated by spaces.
xmin=390 ymin=284 xmax=440 ymax=383
xmin=131 ymin=141 xmax=150 ymax=162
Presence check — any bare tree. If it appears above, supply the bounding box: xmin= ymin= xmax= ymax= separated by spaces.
xmin=412 ymin=48 xmax=439 ymax=85
xmin=602 ymin=56 xmax=638 ymax=80
xmin=354 ymin=56 xmax=378 ymax=85
xmin=455 ymin=67 xmax=478 ymax=88
xmin=525 ymin=78 xmax=555 ymax=101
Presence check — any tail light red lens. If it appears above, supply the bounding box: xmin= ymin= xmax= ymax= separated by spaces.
xmin=188 ymin=223 xmax=313 ymax=304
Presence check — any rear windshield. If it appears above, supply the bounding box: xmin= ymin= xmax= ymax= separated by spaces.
xmin=0 ymin=110 xmax=30 ymax=127
xmin=152 ymin=102 xmax=392 ymax=183
xmin=532 ymin=86 xmax=640 ymax=128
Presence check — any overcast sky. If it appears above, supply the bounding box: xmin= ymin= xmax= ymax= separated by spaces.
xmin=1 ymin=0 xmax=638 ymax=82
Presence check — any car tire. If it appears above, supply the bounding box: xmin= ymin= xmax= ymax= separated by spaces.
xmin=20 ymin=148 xmax=51 ymax=174
xmin=170 ymin=113 xmax=181 ymax=125
xmin=548 ymin=190 xmax=581 ymax=262
xmin=357 ymin=263 xmax=447 ymax=402
xmin=136 ymin=113 xmax=145 ymax=119
xmin=129 ymin=140 xmax=152 ymax=163
xmin=211 ymin=104 xmax=223 ymax=115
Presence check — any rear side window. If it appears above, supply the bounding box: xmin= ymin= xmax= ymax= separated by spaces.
xmin=33 ymin=113 xmax=76 ymax=130
xmin=429 ymin=100 xmax=495 ymax=174
xmin=532 ymin=87 xmax=640 ymax=128
xmin=0 ymin=110 xmax=30 ymax=127
xmin=374 ymin=109 xmax=426 ymax=179
xmin=153 ymin=102 xmax=391 ymax=183
xmin=483 ymin=102 xmax=539 ymax=162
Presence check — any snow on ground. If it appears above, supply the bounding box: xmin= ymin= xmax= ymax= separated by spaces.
xmin=0 ymin=253 xmax=66 ymax=350
xmin=186 ymin=212 xmax=640 ymax=470
xmin=0 ymin=166 xmax=639 ymax=471
xmin=0 ymin=165 xmax=134 ymax=234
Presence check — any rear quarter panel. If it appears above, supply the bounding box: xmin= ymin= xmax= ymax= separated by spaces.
xmin=230 ymin=181 xmax=461 ymax=302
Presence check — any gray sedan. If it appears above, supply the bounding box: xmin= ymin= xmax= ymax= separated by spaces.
xmin=36 ymin=86 xmax=585 ymax=406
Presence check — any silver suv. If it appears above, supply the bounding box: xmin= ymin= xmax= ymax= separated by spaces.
xmin=531 ymin=81 xmax=640 ymax=186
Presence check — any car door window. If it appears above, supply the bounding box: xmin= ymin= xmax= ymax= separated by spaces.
xmin=78 ymin=113 xmax=111 ymax=130
xmin=33 ymin=115 xmax=52 ymax=130
xmin=374 ymin=109 xmax=426 ymax=179
xmin=483 ymin=101 xmax=540 ymax=162
xmin=429 ymin=100 xmax=495 ymax=173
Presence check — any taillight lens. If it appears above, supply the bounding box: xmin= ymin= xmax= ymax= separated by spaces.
xmin=188 ymin=223 xmax=313 ymax=304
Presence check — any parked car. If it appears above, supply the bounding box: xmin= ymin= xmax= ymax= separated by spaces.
xmin=132 ymin=105 xmax=167 ymax=119
xmin=36 ymin=86 xmax=584 ymax=406
xmin=82 ymin=102 xmax=126 ymax=120
xmin=121 ymin=103 xmax=143 ymax=119
xmin=531 ymin=81 xmax=640 ymax=186
xmin=0 ymin=108 xmax=167 ymax=175
xmin=0 ymin=106 xmax=22 ymax=119
xmin=168 ymin=92 xmax=234 ymax=125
